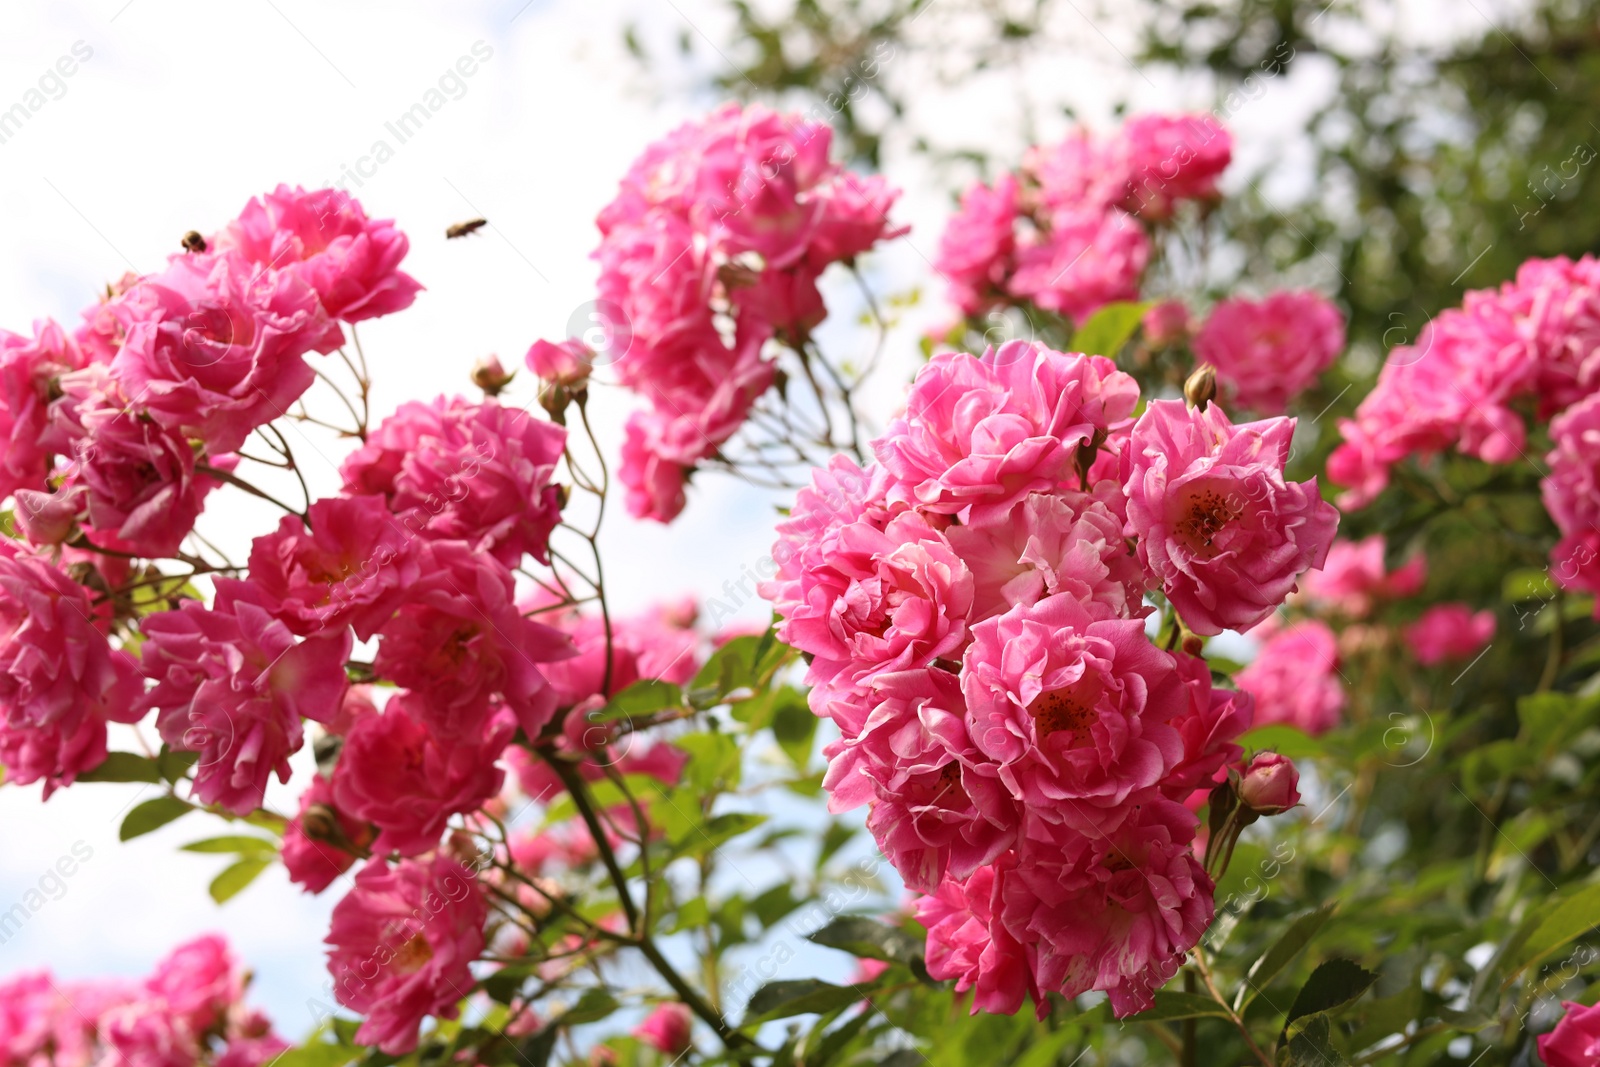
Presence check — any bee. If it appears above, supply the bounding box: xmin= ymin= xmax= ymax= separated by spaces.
xmin=446 ymin=218 xmax=488 ymax=239
xmin=180 ymin=230 xmax=207 ymax=253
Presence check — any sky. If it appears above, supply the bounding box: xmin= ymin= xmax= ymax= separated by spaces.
xmin=0 ymin=0 xmax=1530 ymax=1039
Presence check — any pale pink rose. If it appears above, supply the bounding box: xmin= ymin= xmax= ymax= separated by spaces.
xmin=759 ymin=454 xmax=894 ymax=624
xmin=631 ymin=1003 xmax=692 ymax=1057
xmin=1301 ymin=535 xmax=1426 ymax=617
xmin=1195 ymin=292 xmax=1346 ymax=412
xmin=46 ymin=365 xmax=226 ymax=559
xmin=524 ymin=338 xmax=594 ymax=387
xmin=915 ymin=863 xmax=1041 ymax=1017
xmin=1235 ymin=620 xmax=1345 ymax=736
xmin=0 ymin=320 xmax=89 ymax=499
xmin=372 ymin=541 xmax=575 ymax=740
xmin=875 ymin=342 xmax=1139 ymax=522
xmin=332 ymin=693 xmax=514 ymax=857
xmin=341 ymin=396 xmax=566 ymax=567
xmin=1117 ymin=113 xmax=1232 ymax=219
xmin=325 ymin=856 xmax=487 ymax=1055
xmin=1121 ymin=399 xmax=1339 ymax=635
xmin=937 ymin=174 xmax=1018 ymax=315
xmin=1539 ymin=1000 xmax=1600 ymax=1067
xmin=248 ymin=495 xmax=421 ymax=639
xmin=139 ymin=579 xmax=352 ymax=814
xmin=1163 ymin=651 xmax=1254 ymax=800
xmin=1142 ymin=300 xmax=1191 ymax=347
xmin=946 ymin=488 xmax=1148 ymax=623
xmin=1007 ymin=208 xmax=1150 ymax=326
xmin=212 ymin=185 xmax=422 ymax=323
xmin=282 ymin=774 xmax=370 ymax=894
xmin=0 ymin=541 xmax=142 ymax=796
xmin=1405 ymin=603 xmax=1496 ymax=666
xmin=962 ymin=593 xmax=1187 ymax=827
xmin=1001 ymin=798 xmax=1213 ymax=1016
xmin=778 ymin=511 xmax=973 ymax=724
xmin=107 ymin=250 xmax=342 ymax=453
xmin=1543 ymin=392 xmax=1600 ymax=539
xmin=821 ymin=668 xmax=1018 ymax=892
xmin=1238 ymin=752 xmax=1300 ymax=814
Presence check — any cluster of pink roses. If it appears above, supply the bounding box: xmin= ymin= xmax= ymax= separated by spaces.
xmin=935 ymin=114 xmax=1229 ymax=326
xmin=0 ymin=935 xmax=285 ymax=1067
xmin=589 ymin=103 xmax=905 ymax=522
xmin=762 ymin=339 xmax=1336 ymax=1015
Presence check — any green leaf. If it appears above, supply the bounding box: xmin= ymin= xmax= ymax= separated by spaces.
xmin=771 ymin=687 xmax=817 ymax=770
xmin=1282 ymin=959 xmax=1378 ymax=1035
xmin=808 ymin=917 xmax=925 ymax=968
xmin=1070 ymin=300 xmax=1152 ymax=357
xmin=1513 ymin=882 xmax=1600 ymax=974
xmin=1237 ymin=725 xmax=1324 ymax=761
xmin=209 ymin=856 xmax=271 ymax=904
xmin=672 ymin=811 xmax=767 ymax=859
xmin=157 ymin=747 xmax=199 ymax=784
xmin=76 ymin=752 xmax=162 ymax=784
xmin=673 ymin=731 xmax=742 ymax=793
xmin=1236 ymin=901 xmax=1339 ymax=1011
xmin=1282 ymin=1014 xmax=1348 ymax=1066
xmin=119 ymin=795 xmax=194 ymax=841
xmin=268 ymin=1044 xmax=359 ymax=1067
xmin=559 ymin=988 xmax=619 ymax=1025
xmin=591 ymin=679 xmax=683 ymax=723
xmin=817 ymin=822 xmax=855 ymax=871
xmin=181 ymin=835 xmax=278 ymax=855
xmin=1125 ymin=991 xmax=1232 ymax=1021
xmin=745 ymin=979 xmax=864 ymax=1022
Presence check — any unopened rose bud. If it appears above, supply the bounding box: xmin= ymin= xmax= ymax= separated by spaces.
xmin=1184 ymin=363 xmax=1218 ymax=411
xmin=471 ymin=355 xmax=515 ymax=396
xmin=301 ymin=803 xmax=341 ymax=843
xmin=525 ymin=338 xmax=594 ymax=388
xmin=14 ymin=488 xmax=82 ymax=546
xmin=1239 ymin=752 xmax=1300 ymax=815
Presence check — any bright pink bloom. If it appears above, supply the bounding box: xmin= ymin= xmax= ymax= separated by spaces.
xmin=1405 ymin=603 xmax=1496 ymax=666
xmin=1117 ymin=114 xmax=1231 ymax=218
xmin=915 ymin=863 xmax=1041 ymax=1016
xmin=145 ymin=935 xmax=241 ymax=1036
xmin=760 ymin=454 xmax=893 ymax=624
xmin=875 ymin=342 xmax=1139 ymax=522
xmin=0 ymin=541 xmax=141 ymax=796
xmin=282 ymin=774 xmax=370 ymax=894
xmin=961 ymin=593 xmax=1187 ymax=827
xmin=1142 ymin=300 xmax=1191 ymax=347
xmin=632 ymin=1003 xmax=692 ymax=1056
xmin=341 ymin=396 xmax=566 ymax=566
xmin=326 ymin=856 xmax=487 ymax=1055
xmin=1194 ymin=292 xmax=1345 ymax=412
xmin=1121 ymin=399 xmax=1339 ymax=635
xmin=937 ymin=175 xmax=1018 ymax=315
xmin=46 ymin=366 xmax=226 ymax=558
xmin=1001 ymin=799 xmax=1213 ymax=1016
xmin=531 ymin=596 xmax=700 ymax=710
xmin=372 ymin=541 xmax=574 ymax=740
xmin=1539 ymin=999 xmax=1600 ymax=1067
xmin=248 ymin=495 xmax=420 ymax=639
xmin=1493 ymin=254 xmax=1600 ymax=416
xmin=946 ymin=488 xmax=1148 ymax=624
xmin=108 ymin=250 xmax=342 ymax=452
xmin=822 ymin=668 xmax=1017 ymax=892
xmin=1238 ymin=752 xmax=1300 ymax=814
xmin=1023 ymin=130 xmax=1130 ymax=215
xmin=1300 ymin=535 xmax=1426 ymax=617
xmin=1007 ymin=209 xmax=1149 ymax=326
xmin=524 ymin=338 xmax=593 ymax=387
xmin=1163 ymin=651 xmax=1254 ymax=800
xmin=332 ymin=693 xmax=514 ymax=857
xmin=212 ymin=185 xmax=422 ymax=323
xmin=1544 ymin=392 xmax=1600 ymax=539
xmin=138 ymin=579 xmax=351 ymax=814
xmin=1235 ymin=620 xmax=1345 ymax=735
xmin=618 ymin=410 xmax=690 ymax=523
xmin=0 ymin=320 xmax=89 ymax=499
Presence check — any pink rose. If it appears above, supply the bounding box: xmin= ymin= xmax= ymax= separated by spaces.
xmin=1023 ymin=130 xmax=1130 ymax=215
xmin=1195 ymin=291 xmax=1346 ymax=412
xmin=1235 ymin=620 xmax=1346 ymax=736
xmin=806 ymin=170 xmax=906 ymax=267
xmin=1540 ymin=1000 xmax=1600 ymax=1067
xmin=937 ymin=174 xmax=1019 ymax=315
xmin=212 ymin=185 xmax=422 ymax=323
xmin=1301 ymin=534 xmax=1426 ymax=617
xmin=1495 ymin=254 xmax=1600 ymax=416
xmin=631 ymin=1003 xmax=692 ymax=1056
xmin=524 ymin=338 xmax=593 ymax=387
xmin=1142 ymin=300 xmax=1191 ymax=347
xmin=530 ymin=596 xmax=700 ymax=710
xmin=1544 ymin=391 xmax=1600 ymax=538
xmin=282 ymin=774 xmax=370 ymax=894
xmin=139 ymin=579 xmax=352 ymax=814
xmin=1121 ymin=399 xmax=1339 ymax=635
xmin=331 ymin=692 xmax=514 ymax=857
xmin=108 ymin=249 xmax=342 ymax=452
xmin=248 ymin=495 xmax=421 ymax=639
xmin=0 ymin=541 xmax=142 ymax=796
xmin=0 ymin=319 xmax=88 ymax=499
xmin=618 ymin=410 xmax=691 ymax=523
xmin=1007 ymin=208 xmax=1149 ymax=326
xmin=1163 ymin=651 xmax=1254 ymax=800
xmin=915 ymin=864 xmax=1041 ymax=1017
xmin=1405 ymin=603 xmax=1495 ymax=667
xmin=325 ymin=856 xmax=486 ymax=1055
xmin=1117 ymin=113 xmax=1232 ymax=219
xmin=372 ymin=541 xmax=575 ymax=740
xmin=759 ymin=454 xmax=893 ymax=624
xmin=145 ymin=935 xmax=241 ymax=1036
xmin=961 ymin=593 xmax=1187 ymax=826
xmin=875 ymin=342 xmax=1139 ymax=522
xmin=1238 ymin=752 xmax=1300 ymax=814
xmin=341 ymin=396 xmax=567 ymax=567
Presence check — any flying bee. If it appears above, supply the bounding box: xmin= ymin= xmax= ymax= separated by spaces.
xmin=446 ymin=218 xmax=488 ymax=239
xmin=181 ymin=230 xmax=207 ymax=253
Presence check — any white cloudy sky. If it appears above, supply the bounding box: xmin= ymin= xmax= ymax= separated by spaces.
xmin=0 ymin=0 xmax=1527 ymax=1037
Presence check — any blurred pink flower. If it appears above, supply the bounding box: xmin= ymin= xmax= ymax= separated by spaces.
xmin=1235 ymin=620 xmax=1345 ymax=736
xmin=1405 ymin=603 xmax=1495 ymax=666
xmin=1194 ymin=291 xmax=1345 ymax=412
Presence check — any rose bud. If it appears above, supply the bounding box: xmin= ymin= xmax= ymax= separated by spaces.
xmin=1183 ymin=362 xmax=1218 ymax=411
xmin=471 ymin=354 xmax=515 ymax=396
xmin=1239 ymin=752 xmax=1301 ymax=815
xmin=525 ymin=338 xmax=594 ymax=388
